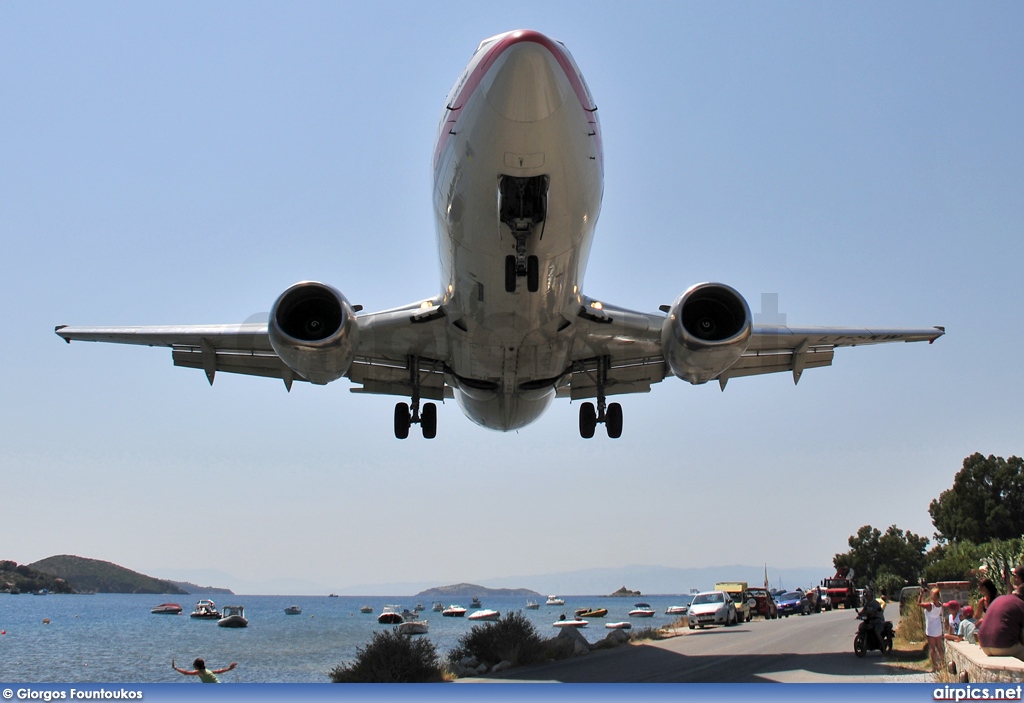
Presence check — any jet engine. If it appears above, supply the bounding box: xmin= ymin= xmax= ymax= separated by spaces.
xmin=661 ymin=282 xmax=752 ymax=384
xmin=268 ymin=281 xmax=359 ymax=385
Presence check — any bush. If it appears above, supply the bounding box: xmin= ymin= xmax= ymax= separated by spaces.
xmin=629 ymin=626 xmax=665 ymax=642
xmin=329 ymin=629 xmax=445 ymax=683
xmin=447 ymin=611 xmax=545 ymax=668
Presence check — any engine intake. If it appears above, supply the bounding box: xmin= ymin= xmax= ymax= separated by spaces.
xmin=662 ymin=282 xmax=751 ymax=384
xmin=268 ymin=281 xmax=359 ymax=385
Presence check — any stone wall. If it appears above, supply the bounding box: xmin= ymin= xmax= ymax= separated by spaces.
xmin=946 ymin=640 xmax=1024 ymax=683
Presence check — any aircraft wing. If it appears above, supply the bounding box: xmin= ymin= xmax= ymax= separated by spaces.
xmin=562 ymin=301 xmax=944 ymax=399
xmin=54 ymin=301 xmax=451 ymax=397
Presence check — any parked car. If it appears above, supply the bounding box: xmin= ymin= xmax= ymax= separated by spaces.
xmin=776 ymin=591 xmax=811 ymax=617
xmin=747 ymin=586 xmax=778 ymax=619
xmin=687 ymin=591 xmax=738 ymax=629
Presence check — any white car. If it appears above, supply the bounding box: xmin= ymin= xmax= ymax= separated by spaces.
xmin=687 ymin=591 xmax=738 ymax=629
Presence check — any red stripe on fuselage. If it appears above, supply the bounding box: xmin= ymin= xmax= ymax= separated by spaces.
xmin=433 ymin=30 xmax=601 ymax=170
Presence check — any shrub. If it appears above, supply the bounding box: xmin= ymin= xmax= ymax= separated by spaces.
xmin=629 ymin=626 xmax=664 ymax=642
xmin=329 ymin=629 xmax=445 ymax=683
xmin=447 ymin=611 xmax=545 ymax=668
xmin=895 ymin=602 xmax=925 ymax=645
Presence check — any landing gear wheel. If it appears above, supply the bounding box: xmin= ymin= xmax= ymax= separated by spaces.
xmin=421 ymin=402 xmax=437 ymax=439
xmin=853 ymin=633 xmax=867 ymax=657
xmin=579 ymin=402 xmax=597 ymax=439
xmin=505 ymin=255 xmax=517 ymax=293
xmin=527 ymin=255 xmax=539 ymax=292
xmin=606 ymin=402 xmax=623 ymax=438
xmin=394 ymin=402 xmax=411 ymax=439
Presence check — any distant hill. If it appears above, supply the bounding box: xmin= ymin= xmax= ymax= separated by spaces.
xmin=167 ymin=580 xmax=234 ymax=596
xmin=414 ymin=583 xmax=542 ymax=598
xmin=29 ymin=555 xmax=188 ymax=595
xmin=0 ymin=560 xmax=75 ymax=594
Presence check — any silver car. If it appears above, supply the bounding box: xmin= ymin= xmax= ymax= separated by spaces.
xmin=687 ymin=591 xmax=738 ymax=629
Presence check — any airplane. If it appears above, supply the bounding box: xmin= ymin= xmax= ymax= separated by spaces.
xmin=55 ymin=29 xmax=944 ymax=440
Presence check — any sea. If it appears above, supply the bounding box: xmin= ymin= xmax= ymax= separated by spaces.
xmin=0 ymin=593 xmax=696 ymax=683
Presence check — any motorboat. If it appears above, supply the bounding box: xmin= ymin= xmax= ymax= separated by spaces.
xmin=468 ymin=609 xmax=500 ymax=621
xmin=218 ymin=605 xmax=248 ymax=628
xmin=442 ymin=605 xmax=467 ymax=617
xmin=470 ymin=597 xmax=482 ymax=608
xmin=414 ymin=603 xmax=425 ymax=612
xmin=190 ymin=599 xmax=221 ymax=619
xmin=328 ymin=593 xmax=339 ymax=597
xmin=575 ymin=607 xmax=607 ymax=618
xmin=377 ymin=606 xmax=403 ymax=624
xmin=553 ymin=618 xmax=588 ymax=628
xmin=629 ymin=603 xmax=656 ymax=617
xmin=432 ymin=601 xmax=444 ymax=612
xmin=359 ymin=605 xmax=373 ymax=613
xmin=398 ymin=620 xmax=429 ymax=635
xmin=151 ymin=603 xmax=182 ymax=615
xmin=545 ymin=595 xmax=565 ymax=606
xmin=284 ymin=605 xmax=302 ymax=615
xmin=605 ymin=621 xmax=632 ymax=629
xmin=665 ymin=605 xmax=689 ymax=615
xmin=525 ymin=600 xmax=540 ymax=609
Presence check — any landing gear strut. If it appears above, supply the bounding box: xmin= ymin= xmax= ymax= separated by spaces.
xmin=393 ymin=356 xmax=437 ymax=440
xmin=578 ymin=356 xmax=623 ymax=439
xmin=500 ymin=175 xmax=547 ymax=294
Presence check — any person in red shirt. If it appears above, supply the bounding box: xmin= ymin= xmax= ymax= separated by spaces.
xmin=977 ymin=567 xmax=1024 ymax=659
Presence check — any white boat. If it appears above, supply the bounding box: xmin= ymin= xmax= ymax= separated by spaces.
xmin=398 ymin=620 xmax=429 ymax=635
xmin=359 ymin=605 xmax=373 ymax=613
xmin=468 ymin=609 xmax=500 ymax=621
xmin=432 ymin=601 xmax=444 ymax=612
xmin=553 ymin=618 xmax=588 ymax=628
xmin=605 ymin=621 xmax=632 ymax=629
xmin=665 ymin=605 xmax=689 ymax=615
xmin=442 ymin=604 xmax=467 ymax=617
xmin=545 ymin=595 xmax=565 ymax=606
xmin=378 ymin=605 xmax=403 ymax=624
xmin=470 ymin=597 xmax=482 ymax=608
xmin=284 ymin=605 xmax=302 ymax=615
xmin=629 ymin=602 xmax=656 ymax=617
xmin=189 ymin=599 xmax=220 ymax=619
xmin=525 ymin=600 xmax=540 ymax=609
xmin=218 ymin=605 xmax=248 ymax=628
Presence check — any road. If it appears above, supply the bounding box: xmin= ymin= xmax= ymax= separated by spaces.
xmin=483 ymin=604 xmax=930 ymax=683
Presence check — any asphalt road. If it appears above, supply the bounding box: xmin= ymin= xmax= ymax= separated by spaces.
xmin=480 ymin=603 xmax=930 ymax=683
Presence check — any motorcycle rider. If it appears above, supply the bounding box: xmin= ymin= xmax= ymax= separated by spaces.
xmin=857 ymin=592 xmax=886 ymax=646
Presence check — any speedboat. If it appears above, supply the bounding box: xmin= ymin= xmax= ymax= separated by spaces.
xmin=377 ymin=606 xmax=403 ymax=624
xmin=470 ymin=597 xmax=482 ymax=608
xmin=151 ymin=603 xmax=182 ymax=615
xmin=575 ymin=607 xmax=608 ymax=618
xmin=629 ymin=603 xmax=656 ymax=617
xmin=553 ymin=618 xmax=588 ymax=628
xmin=432 ymin=601 xmax=444 ymax=612
xmin=284 ymin=605 xmax=302 ymax=615
xmin=545 ymin=595 xmax=565 ymax=606
xmin=442 ymin=605 xmax=467 ymax=617
xmin=190 ymin=599 xmax=220 ymax=619
xmin=414 ymin=603 xmax=425 ymax=612
xmin=398 ymin=620 xmax=429 ymax=635
xmin=666 ymin=605 xmax=689 ymax=615
xmin=605 ymin=621 xmax=632 ymax=629
xmin=218 ymin=605 xmax=248 ymax=628
xmin=468 ymin=609 xmax=500 ymax=621
xmin=525 ymin=600 xmax=540 ymax=609
xmin=359 ymin=605 xmax=373 ymax=613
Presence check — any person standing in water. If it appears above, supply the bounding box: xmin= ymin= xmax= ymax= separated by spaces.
xmin=172 ymin=657 xmax=237 ymax=682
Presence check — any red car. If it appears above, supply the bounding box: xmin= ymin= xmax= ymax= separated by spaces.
xmin=747 ymin=587 xmax=778 ymax=619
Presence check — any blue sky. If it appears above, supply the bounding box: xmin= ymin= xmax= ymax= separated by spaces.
xmin=2 ymin=1 xmax=1021 ymax=594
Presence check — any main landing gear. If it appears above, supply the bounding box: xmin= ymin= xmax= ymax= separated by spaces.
xmin=577 ymin=356 xmax=623 ymax=439
xmin=394 ymin=356 xmax=437 ymax=440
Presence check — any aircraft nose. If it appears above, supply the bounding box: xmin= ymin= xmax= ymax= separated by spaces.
xmin=486 ymin=40 xmax=565 ymax=123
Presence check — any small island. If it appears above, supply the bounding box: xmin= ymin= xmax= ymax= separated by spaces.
xmin=607 ymin=585 xmax=642 ymax=597
xmin=414 ymin=583 xmax=542 ymax=598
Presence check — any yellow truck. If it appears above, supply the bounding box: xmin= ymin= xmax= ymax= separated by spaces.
xmin=714 ymin=581 xmax=753 ymax=623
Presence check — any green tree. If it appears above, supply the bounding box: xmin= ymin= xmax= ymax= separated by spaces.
xmin=922 ymin=541 xmax=981 ymax=584
xmin=929 ymin=453 xmax=1024 ymax=543
xmin=834 ymin=524 xmax=929 ymax=591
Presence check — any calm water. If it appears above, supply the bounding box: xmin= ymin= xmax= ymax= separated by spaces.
xmin=0 ymin=593 xmax=694 ymax=683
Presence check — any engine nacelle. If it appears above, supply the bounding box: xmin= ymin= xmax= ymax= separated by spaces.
xmin=661 ymin=282 xmax=752 ymax=384
xmin=268 ymin=281 xmax=359 ymax=385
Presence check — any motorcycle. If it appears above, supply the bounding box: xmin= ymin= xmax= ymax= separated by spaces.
xmin=854 ymin=613 xmax=894 ymax=657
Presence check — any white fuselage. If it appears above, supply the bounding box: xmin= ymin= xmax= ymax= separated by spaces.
xmin=431 ymin=30 xmax=604 ymax=430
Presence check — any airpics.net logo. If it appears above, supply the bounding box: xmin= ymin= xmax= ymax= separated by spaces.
xmin=933 ymin=684 xmax=1024 ymax=701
